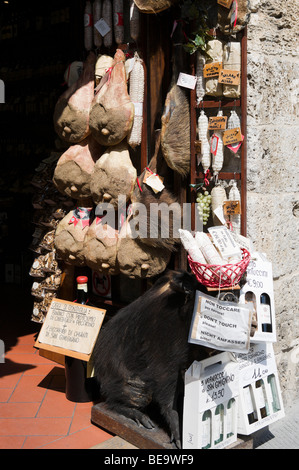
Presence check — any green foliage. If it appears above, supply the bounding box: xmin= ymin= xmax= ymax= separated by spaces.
xmin=179 ymin=0 xmax=213 ymax=57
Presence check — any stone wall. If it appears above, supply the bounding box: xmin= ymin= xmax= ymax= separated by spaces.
xmin=246 ymin=1 xmax=299 ymax=405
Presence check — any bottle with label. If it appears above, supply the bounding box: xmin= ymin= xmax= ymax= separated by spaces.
xmin=76 ymin=275 xmax=89 ymax=304
xmin=201 ymin=410 xmax=212 ymax=449
xmin=213 ymin=404 xmax=224 ymax=445
xmin=65 ymin=276 xmax=99 ymax=403
xmin=245 ymin=291 xmax=257 ymax=329
xmin=255 ymin=379 xmax=268 ymax=419
xmin=226 ymin=398 xmax=236 ymax=438
xmin=243 ymin=384 xmax=257 ymax=425
xmin=260 ymin=293 xmax=272 ymax=332
xmin=267 ymin=374 xmax=281 ymax=413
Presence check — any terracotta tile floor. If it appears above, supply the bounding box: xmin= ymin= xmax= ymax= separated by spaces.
xmin=0 ymin=285 xmax=112 ymax=449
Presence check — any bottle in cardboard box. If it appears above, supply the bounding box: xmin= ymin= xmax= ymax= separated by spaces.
xmin=255 ymin=379 xmax=269 ymax=418
xmin=202 ymin=410 xmax=212 ymax=449
xmin=226 ymin=398 xmax=236 ymax=438
xmin=260 ymin=293 xmax=272 ymax=333
xmin=213 ymin=404 xmax=224 ymax=445
xmin=243 ymin=384 xmax=257 ymax=425
xmin=267 ymin=374 xmax=281 ymax=413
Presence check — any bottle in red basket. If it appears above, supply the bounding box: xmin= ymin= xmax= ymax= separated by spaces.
xmin=64 ymin=276 xmax=99 ymax=403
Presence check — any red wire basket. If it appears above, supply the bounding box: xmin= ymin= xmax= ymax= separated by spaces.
xmin=188 ymin=248 xmax=251 ymax=288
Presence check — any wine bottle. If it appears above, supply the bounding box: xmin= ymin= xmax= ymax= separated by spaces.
xmin=65 ymin=275 xmax=98 ymax=403
xmin=226 ymin=398 xmax=236 ymax=438
xmin=245 ymin=291 xmax=258 ymax=329
xmin=267 ymin=374 xmax=281 ymax=413
xmin=260 ymin=293 xmax=272 ymax=333
xmin=213 ymin=404 xmax=224 ymax=445
xmin=75 ymin=275 xmax=89 ymax=304
xmin=201 ymin=410 xmax=212 ymax=449
xmin=255 ymin=379 xmax=268 ymax=419
xmin=243 ymin=384 xmax=257 ymax=425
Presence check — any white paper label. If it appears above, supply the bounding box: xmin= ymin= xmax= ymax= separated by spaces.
xmin=177 ymin=72 xmax=197 ymax=90
xmin=189 ymin=291 xmax=252 ymax=353
xmin=260 ymin=304 xmax=271 ymax=324
xmin=94 ymin=18 xmax=111 ymax=37
xmin=208 ymin=225 xmax=242 ymax=260
xmin=133 ymin=102 xmax=143 ymax=117
xmin=144 ymin=174 xmax=165 ymax=193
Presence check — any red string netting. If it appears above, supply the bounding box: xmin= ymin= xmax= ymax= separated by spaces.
xmin=188 ymin=248 xmax=251 ymax=288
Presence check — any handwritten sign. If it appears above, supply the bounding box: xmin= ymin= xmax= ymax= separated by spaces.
xmin=223 ymin=200 xmax=241 ymax=217
xmin=217 ymin=0 xmax=233 ymax=8
xmin=208 ymin=115 xmax=227 ymax=130
xmin=189 ymin=291 xmax=253 ymax=353
xmin=35 ymin=298 xmax=106 ymax=361
xmin=223 ymin=127 xmax=242 ymax=145
xmin=203 ymin=62 xmax=222 ymax=78
xmin=218 ymin=69 xmax=240 ymax=85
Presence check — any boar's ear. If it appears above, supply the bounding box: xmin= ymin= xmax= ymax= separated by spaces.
xmin=169 ymin=271 xmax=197 ymax=296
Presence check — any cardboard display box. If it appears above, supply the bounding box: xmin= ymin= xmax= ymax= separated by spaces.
xmin=240 ymin=253 xmax=276 ymax=343
xmin=235 ymin=342 xmax=285 ymax=435
xmin=183 ymin=352 xmax=239 ymax=449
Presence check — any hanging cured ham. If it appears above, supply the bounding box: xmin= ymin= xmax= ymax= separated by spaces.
xmin=117 ymin=215 xmax=171 ymax=279
xmin=83 ymin=217 xmax=120 ymax=275
xmin=54 ymin=207 xmax=93 ymax=266
xmin=89 ymin=49 xmax=134 ymax=146
xmin=90 ymin=141 xmax=137 ymax=208
xmin=133 ymin=0 xmax=178 ymax=14
xmin=53 ymin=52 xmax=96 ymax=144
xmin=160 ymin=29 xmax=190 ymax=178
xmin=53 ymin=135 xmax=103 ymax=202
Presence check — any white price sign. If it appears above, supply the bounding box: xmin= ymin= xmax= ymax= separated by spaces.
xmin=189 ymin=291 xmax=253 ymax=353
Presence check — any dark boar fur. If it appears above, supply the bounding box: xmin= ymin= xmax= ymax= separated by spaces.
xmin=93 ymin=270 xmax=206 ymax=448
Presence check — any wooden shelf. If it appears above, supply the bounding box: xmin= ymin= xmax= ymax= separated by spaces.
xmin=194 ymin=99 xmax=241 ymax=109
xmin=189 ymin=27 xmax=248 ymax=237
xmin=194 ymin=171 xmax=241 ymax=181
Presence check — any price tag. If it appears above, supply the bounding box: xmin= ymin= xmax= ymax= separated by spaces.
xmin=144 ymin=173 xmax=165 ymax=193
xmin=94 ymin=18 xmax=111 ymax=37
xmin=223 ymin=200 xmax=241 ymax=217
xmin=217 ymin=0 xmax=233 ymax=8
xmin=208 ymin=225 xmax=242 ymax=260
xmin=177 ymin=72 xmax=197 ymax=90
xmin=210 ymin=134 xmax=219 ymax=155
xmin=218 ymin=69 xmax=240 ymax=85
xmin=208 ymin=116 xmax=227 ymax=130
xmin=223 ymin=127 xmax=242 ymax=145
xmin=203 ymin=62 xmax=222 ymax=78
xmin=189 ymin=291 xmax=253 ymax=353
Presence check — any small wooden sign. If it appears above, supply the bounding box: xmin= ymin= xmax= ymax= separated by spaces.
xmin=223 ymin=200 xmax=241 ymax=217
xmin=203 ymin=62 xmax=222 ymax=78
xmin=218 ymin=69 xmax=240 ymax=85
xmin=35 ymin=298 xmax=106 ymax=361
xmin=208 ymin=115 xmax=227 ymax=130
xmin=217 ymin=0 xmax=233 ymax=8
xmin=223 ymin=127 xmax=242 ymax=145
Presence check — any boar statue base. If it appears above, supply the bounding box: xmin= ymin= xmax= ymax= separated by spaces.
xmin=92 ymin=270 xmax=208 ymax=449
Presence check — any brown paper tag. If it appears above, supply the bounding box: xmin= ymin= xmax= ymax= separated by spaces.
xmin=223 ymin=200 xmax=241 ymax=216
xmin=208 ymin=116 xmax=227 ymax=130
xmin=194 ymin=140 xmax=202 ymax=154
xmin=223 ymin=127 xmax=242 ymax=145
xmin=203 ymin=62 xmax=222 ymax=78
xmin=218 ymin=69 xmax=241 ymax=85
xmin=217 ymin=0 xmax=233 ymax=8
